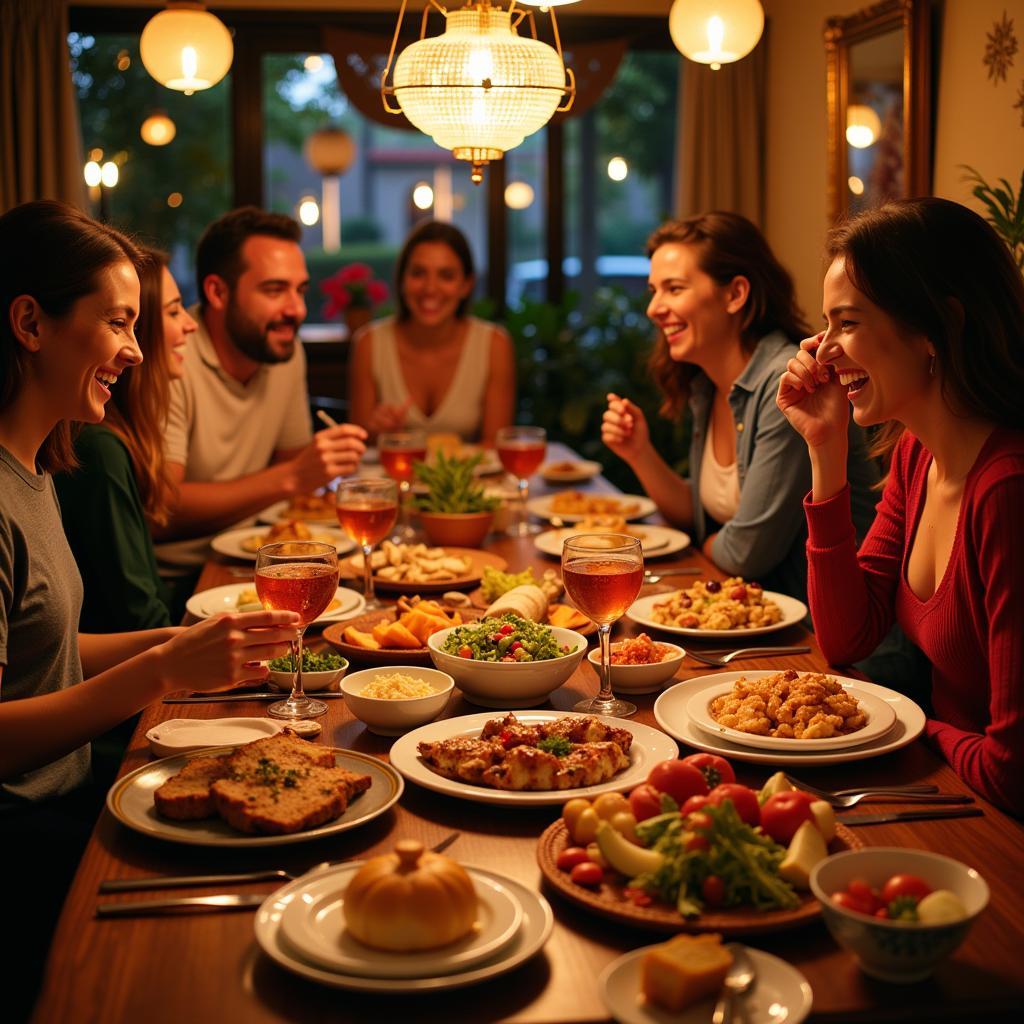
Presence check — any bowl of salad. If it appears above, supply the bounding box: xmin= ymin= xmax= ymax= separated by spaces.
xmin=427 ymin=614 xmax=588 ymax=708
xmin=268 ymin=649 xmax=348 ymax=692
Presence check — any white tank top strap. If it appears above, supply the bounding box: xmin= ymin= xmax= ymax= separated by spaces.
xmin=699 ymin=429 xmax=741 ymax=524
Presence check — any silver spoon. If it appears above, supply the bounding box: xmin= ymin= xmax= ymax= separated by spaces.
xmin=713 ymin=944 xmax=757 ymax=1024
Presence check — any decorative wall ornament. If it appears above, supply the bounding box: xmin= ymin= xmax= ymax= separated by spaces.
xmin=984 ymin=10 xmax=1018 ymax=84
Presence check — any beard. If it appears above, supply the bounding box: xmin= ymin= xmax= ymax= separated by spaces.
xmin=225 ymin=295 xmax=299 ymax=364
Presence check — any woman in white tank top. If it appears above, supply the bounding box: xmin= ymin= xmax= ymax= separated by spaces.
xmin=349 ymin=222 xmax=515 ymax=444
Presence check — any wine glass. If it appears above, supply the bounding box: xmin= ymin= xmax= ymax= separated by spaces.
xmin=379 ymin=429 xmax=426 ymax=544
xmin=561 ymin=533 xmax=644 ymax=718
xmin=255 ymin=540 xmax=339 ymax=720
xmin=496 ymin=425 xmax=546 ymax=536
xmin=334 ymin=477 xmax=398 ymax=611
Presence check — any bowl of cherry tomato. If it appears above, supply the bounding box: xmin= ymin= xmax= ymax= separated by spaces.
xmin=810 ymin=847 xmax=989 ymax=983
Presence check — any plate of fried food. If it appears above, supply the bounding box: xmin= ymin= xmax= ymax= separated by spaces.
xmin=527 ymin=490 xmax=657 ymax=524
xmin=324 ymin=595 xmax=478 ymax=665
xmin=628 ymin=578 xmax=807 ymax=638
xmin=106 ymin=730 xmax=403 ymax=847
xmin=534 ymin=520 xmax=691 ymax=559
xmin=259 ymin=490 xmax=338 ymax=524
xmin=389 ymin=711 xmax=680 ymax=806
xmin=339 ymin=541 xmax=507 ymax=593
xmin=185 ymin=582 xmax=365 ymax=625
xmin=211 ymin=520 xmax=356 ymax=561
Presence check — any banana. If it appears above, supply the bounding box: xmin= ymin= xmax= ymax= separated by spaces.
xmin=595 ymin=820 xmax=665 ymax=877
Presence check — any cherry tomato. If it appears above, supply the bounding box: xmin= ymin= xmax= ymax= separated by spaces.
xmin=874 ymin=907 xmax=890 ymax=919
xmin=624 ymin=886 xmax=653 ymax=907
xmin=684 ymin=832 xmax=710 ymax=852
xmin=707 ymin=783 xmax=761 ymax=827
xmin=759 ymin=791 xmax=817 ymax=845
xmin=458 ymin=646 xmax=473 ymax=659
xmin=628 ymin=783 xmax=664 ymax=822
xmin=570 ymin=861 xmax=604 ymax=888
xmin=499 ymin=623 xmax=515 ymax=636
xmin=592 ymin=792 xmax=631 ymax=821
xmin=846 ymin=878 xmax=882 ymax=914
xmin=681 ymin=753 xmax=736 ymax=788
xmin=681 ymin=794 xmax=712 ymax=818
xmin=701 ymin=875 xmax=726 ymax=906
xmin=880 ymin=874 xmax=932 ymax=905
xmin=556 ymin=847 xmax=590 ymax=872
xmin=647 ymin=759 xmax=709 ymax=804
xmin=832 ymin=891 xmax=874 ymax=916
xmin=688 ymin=811 xmax=714 ymax=833
xmin=509 ymin=640 xmax=523 ymax=653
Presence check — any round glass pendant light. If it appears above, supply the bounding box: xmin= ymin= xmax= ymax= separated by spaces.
xmin=140 ymin=111 xmax=177 ymax=146
xmin=668 ymin=0 xmax=764 ymax=70
xmin=846 ymin=104 xmax=882 ymax=148
xmin=140 ymin=2 xmax=233 ymax=95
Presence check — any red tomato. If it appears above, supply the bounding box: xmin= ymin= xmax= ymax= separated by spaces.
xmin=846 ymin=878 xmax=881 ymax=913
xmin=556 ymin=847 xmax=591 ymax=872
xmin=701 ymin=875 xmax=726 ymax=906
xmin=832 ymin=891 xmax=875 ymax=916
xmin=707 ymin=783 xmax=761 ymax=827
xmin=874 ymin=907 xmax=890 ymax=919
xmin=570 ymin=861 xmax=604 ymax=887
xmin=647 ymin=759 xmax=709 ymax=804
xmin=628 ymin=783 xmax=664 ymax=822
xmin=880 ymin=874 xmax=932 ymax=905
xmin=623 ymin=886 xmax=653 ymax=907
xmin=684 ymin=832 xmax=710 ymax=852
xmin=681 ymin=794 xmax=712 ymax=817
xmin=688 ymin=811 xmax=714 ymax=833
xmin=682 ymin=753 xmax=736 ymax=788
xmin=759 ymin=791 xmax=817 ymax=845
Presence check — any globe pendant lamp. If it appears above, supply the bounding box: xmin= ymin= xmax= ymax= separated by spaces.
xmin=382 ymin=0 xmax=576 ymax=184
xmin=668 ymin=0 xmax=764 ymax=71
xmin=140 ymin=1 xmax=233 ymax=95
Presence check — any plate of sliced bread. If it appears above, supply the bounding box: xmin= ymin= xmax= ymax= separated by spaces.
xmin=106 ymin=730 xmax=403 ymax=847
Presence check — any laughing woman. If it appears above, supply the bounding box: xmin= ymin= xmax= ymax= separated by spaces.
xmin=777 ymin=198 xmax=1024 ymax=814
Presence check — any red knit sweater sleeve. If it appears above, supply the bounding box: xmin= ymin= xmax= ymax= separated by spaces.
xmin=926 ymin=461 xmax=1024 ymax=814
xmin=804 ymin=439 xmax=909 ymax=664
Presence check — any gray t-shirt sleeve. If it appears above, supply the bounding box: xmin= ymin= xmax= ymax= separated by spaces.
xmin=0 ymin=513 xmax=12 ymax=665
xmin=165 ymin=376 xmax=190 ymax=467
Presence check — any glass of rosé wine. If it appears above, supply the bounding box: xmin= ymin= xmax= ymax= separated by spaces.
xmin=496 ymin=425 xmax=546 ymax=536
xmin=561 ymin=533 xmax=644 ymax=718
xmin=255 ymin=540 xmax=339 ymax=720
xmin=378 ymin=429 xmax=426 ymax=544
xmin=334 ymin=477 xmax=398 ymax=611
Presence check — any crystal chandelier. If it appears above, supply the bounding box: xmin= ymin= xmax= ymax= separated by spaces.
xmin=382 ymin=1 xmax=576 ymax=184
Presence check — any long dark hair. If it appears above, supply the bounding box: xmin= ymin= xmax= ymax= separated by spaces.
xmin=826 ymin=197 xmax=1024 ymax=462
xmin=0 ymin=200 xmax=146 ymax=473
xmin=646 ymin=212 xmax=809 ymax=418
xmin=395 ymin=220 xmax=475 ymax=321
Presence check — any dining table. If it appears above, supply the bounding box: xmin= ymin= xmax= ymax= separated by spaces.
xmin=32 ymin=452 xmax=1024 ymax=1024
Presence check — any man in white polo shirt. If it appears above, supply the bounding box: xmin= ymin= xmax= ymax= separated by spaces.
xmin=154 ymin=207 xmax=366 ymax=574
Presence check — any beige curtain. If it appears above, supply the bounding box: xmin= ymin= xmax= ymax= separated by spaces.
xmin=0 ymin=0 xmax=86 ymax=212
xmin=675 ymin=30 xmax=767 ymax=225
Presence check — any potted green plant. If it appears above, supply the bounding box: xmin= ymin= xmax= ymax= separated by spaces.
xmin=413 ymin=452 xmax=501 ymax=548
xmin=961 ymin=166 xmax=1024 ymax=271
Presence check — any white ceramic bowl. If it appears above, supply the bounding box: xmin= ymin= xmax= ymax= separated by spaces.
xmin=587 ymin=640 xmax=686 ymax=694
xmin=427 ymin=624 xmax=588 ymax=708
xmin=342 ymin=666 xmax=454 ymax=736
xmin=810 ymin=847 xmax=989 ymax=983
xmin=269 ymin=658 xmax=348 ymax=693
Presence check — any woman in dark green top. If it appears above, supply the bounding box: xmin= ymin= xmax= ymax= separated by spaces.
xmin=56 ymin=249 xmax=197 ymax=630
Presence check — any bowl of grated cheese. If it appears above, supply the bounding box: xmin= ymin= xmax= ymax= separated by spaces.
xmin=342 ymin=666 xmax=454 ymax=735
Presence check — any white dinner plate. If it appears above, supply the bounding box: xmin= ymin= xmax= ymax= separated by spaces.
xmin=106 ymin=746 xmax=402 ymax=847
xmin=279 ymin=863 xmax=523 ymax=978
xmin=599 ymin=943 xmax=812 ymax=1024
xmin=144 ymin=718 xmax=285 ymax=758
xmin=210 ymin=525 xmax=355 ymax=561
xmin=389 ymin=711 xmax=680 ymax=806
xmin=686 ymin=673 xmax=897 ymax=751
xmin=185 ymin=582 xmax=365 ymax=625
xmin=255 ymin=866 xmax=553 ymax=992
xmin=526 ymin=492 xmax=657 ymax=523
xmin=627 ymin=590 xmax=808 ymax=639
xmin=534 ymin=525 xmax=691 ymax=560
xmin=654 ymin=675 xmax=926 ymax=766
xmin=540 ymin=459 xmax=602 ymax=484
xmin=258 ymin=499 xmax=338 ymax=525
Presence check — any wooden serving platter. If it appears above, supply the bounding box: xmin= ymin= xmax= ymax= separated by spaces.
xmin=323 ymin=607 xmax=482 ymax=666
xmin=338 ymin=547 xmax=507 ymax=594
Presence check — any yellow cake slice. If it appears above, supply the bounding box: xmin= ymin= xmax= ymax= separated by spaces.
xmin=640 ymin=933 xmax=733 ymax=1012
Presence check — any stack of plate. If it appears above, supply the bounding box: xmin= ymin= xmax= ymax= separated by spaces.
xmin=254 ymin=861 xmax=554 ymax=992
xmin=654 ymin=670 xmax=928 ymax=767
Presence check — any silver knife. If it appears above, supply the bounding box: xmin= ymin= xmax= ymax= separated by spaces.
xmin=95 ymin=893 xmax=266 ymax=918
xmin=838 ymin=807 xmax=984 ymax=826
xmin=163 ymin=692 xmax=346 ymax=703
xmin=99 ymin=870 xmax=291 ymax=893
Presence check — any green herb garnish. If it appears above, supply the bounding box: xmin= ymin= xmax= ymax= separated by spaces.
xmin=269 ymin=649 xmax=346 ymax=673
xmin=538 ymin=736 xmax=573 ymax=757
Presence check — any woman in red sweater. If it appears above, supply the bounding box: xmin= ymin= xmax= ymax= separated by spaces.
xmin=776 ymin=197 xmax=1024 ymax=815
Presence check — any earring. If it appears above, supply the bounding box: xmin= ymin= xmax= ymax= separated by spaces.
xmin=928 ymin=352 xmax=936 ymax=377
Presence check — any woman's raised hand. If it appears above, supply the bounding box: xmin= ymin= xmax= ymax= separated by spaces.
xmin=368 ymin=400 xmax=412 ymax=435
xmin=776 ymin=334 xmax=851 ymax=450
xmin=602 ymin=392 xmax=651 ymax=463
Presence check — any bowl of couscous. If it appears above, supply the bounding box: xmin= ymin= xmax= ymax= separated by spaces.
xmin=341 ymin=666 xmax=454 ymax=736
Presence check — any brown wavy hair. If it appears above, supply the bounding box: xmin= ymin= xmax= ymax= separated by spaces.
xmin=646 ymin=212 xmax=809 ymax=419
xmin=102 ymin=247 xmax=175 ymax=524
xmin=0 ymin=201 xmax=146 ymax=473
xmin=825 ymin=198 xmax=1024 ymax=465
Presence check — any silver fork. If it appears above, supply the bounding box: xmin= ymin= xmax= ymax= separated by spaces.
xmin=643 ymin=568 xmax=702 ymax=582
xmin=685 ymin=645 xmax=810 ymax=667
xmin=783 ymin=773 xmax=972 ymax=809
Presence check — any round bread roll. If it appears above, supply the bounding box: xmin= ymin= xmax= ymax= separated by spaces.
xmin=343 ymin=839 xmax=477 ymax=951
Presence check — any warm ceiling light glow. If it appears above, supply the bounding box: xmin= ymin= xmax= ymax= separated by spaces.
xmin=140 ymin=2 xmax=233 ymax=94
xmin=83 ymin=162 xmax=102 ymax=187
xmin=304 ymin=54 xmax=324 ymax=72
xmin=88 ymin=147 xmax=103 ymax=162
xmin=116 ymin=49 xmax=131 ymax=72
xmin=607 ymin=156 xmax=628 ymax=181
xmin=668 ymin=0 xmax=764 ymax=70
xmin=100 ymin=161 xmax=119 ymax=188
xmin=504 ymin=180 xmax=535 ymax=209
xmin=304 ymin=127 xmax=356 ymax=176
xmin=846 ymin=104 xmax=882 ymax=149
xmin=167 ymin=191 xmax=184 ymax=207
xmin=297 ymin=196 xmax=321 ymax=225
xmin=848 ymin=176 xmax=865 ymax=196
xmin=382 ymin=1 xmax=575 ymax=184
xmin=140 ymin=111 xmax=177 ymax=146
xmin=412 ymin=182 xmax=435 ymax=210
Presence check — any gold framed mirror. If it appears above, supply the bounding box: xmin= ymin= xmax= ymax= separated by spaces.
xmin=825 ymin=0 xmax=931 ymax=222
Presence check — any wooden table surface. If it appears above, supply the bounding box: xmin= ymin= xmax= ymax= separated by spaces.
xmin=33 ymin=465 xmax=1024 ymax=1024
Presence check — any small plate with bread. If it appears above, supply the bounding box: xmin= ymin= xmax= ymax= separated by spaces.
xmin=534 ymin=524 xmax=690 ymax=560
xmin=211 ymin=523 xmax=354 ymax=561
xmin=339 ymin=542 xmax=507 ymax=594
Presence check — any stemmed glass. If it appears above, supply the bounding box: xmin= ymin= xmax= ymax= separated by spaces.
xmin=561 ymin=533 xmax=644 ymax=718
xmin=334 ymin=477 xmax=398 ymax=611
xmin=379 ymin=429 xmax=426 ymax=544
xmin=496 ymin=425 xmax=546 ymax=536
xmin=255 ymin=540 xmax=339 ymax=720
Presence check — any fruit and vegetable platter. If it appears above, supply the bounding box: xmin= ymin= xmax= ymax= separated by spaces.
xmin=536 ymin=753 xmax=861 ymax=935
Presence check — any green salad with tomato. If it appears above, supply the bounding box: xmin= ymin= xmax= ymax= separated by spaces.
xmin=442 ymin=614 xmax=576 ymax=662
